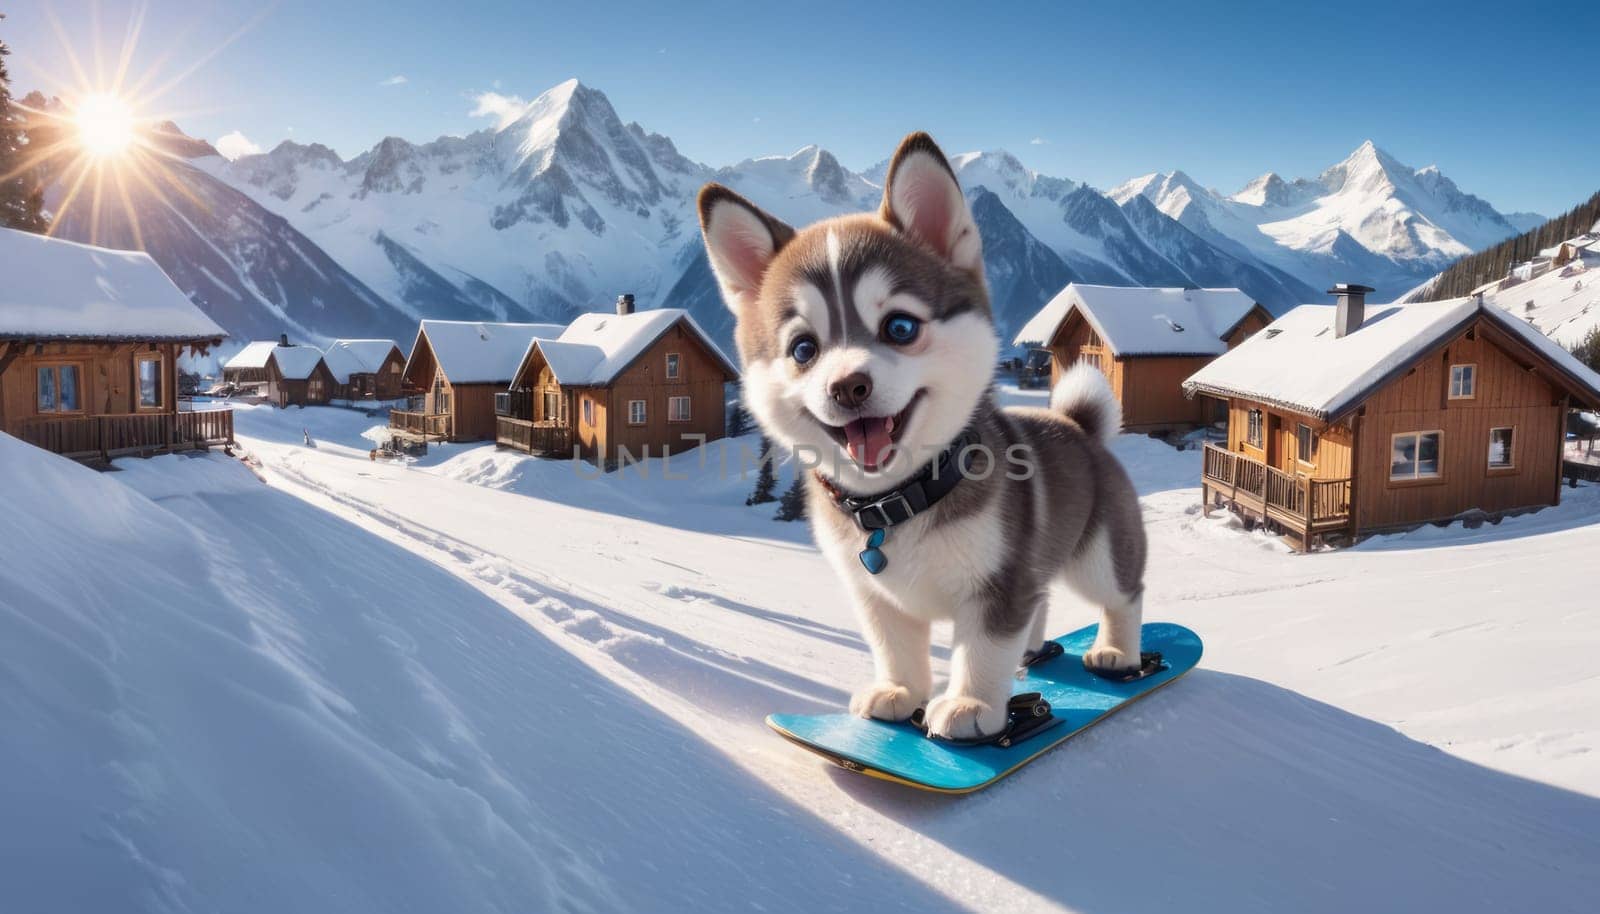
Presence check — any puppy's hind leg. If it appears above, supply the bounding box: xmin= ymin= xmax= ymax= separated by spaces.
xmin=1063 ymin=531 xmax=1145 ymax=674
xmin=848 ymin=590 xmax=932 ymax=722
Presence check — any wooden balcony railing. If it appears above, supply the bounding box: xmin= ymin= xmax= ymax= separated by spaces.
xmin=1202 ymin=443 xmax=1351 ymax=534
xmin=390 ymin=409 xmax=452 ymax=439
xmin=14 ymin=410 xmax=234 ymax=462
xmin=496 ymin=416 xmax=572 ymax=456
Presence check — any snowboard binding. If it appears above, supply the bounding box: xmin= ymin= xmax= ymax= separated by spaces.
xmin=1086 ymin=651 xmax=1168 ymax=683
xmin=1021 ymin=640 xmax=1065 ymax=668
xmin=909 ymin=692 xmax=1060 ymax=749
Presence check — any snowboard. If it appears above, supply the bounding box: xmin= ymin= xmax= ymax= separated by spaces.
xmin=767 ymin=622 xmax=1202 ymax=794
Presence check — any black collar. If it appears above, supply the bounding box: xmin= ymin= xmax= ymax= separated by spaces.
xmin=820 ymin=426 xmax=980 ymax=530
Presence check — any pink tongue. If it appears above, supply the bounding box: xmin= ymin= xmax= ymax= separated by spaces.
xmin=844 ymin=417 xmax=894 ymax=469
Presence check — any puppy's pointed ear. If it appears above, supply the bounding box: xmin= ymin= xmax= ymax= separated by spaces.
xmin=698 ymin=184 xmax=794 ymax=314
xmin=880 ymin=132 xmax=983 ymax=279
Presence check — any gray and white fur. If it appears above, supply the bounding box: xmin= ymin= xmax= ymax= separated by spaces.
xmin=698 ymin=132 xmax=1146 ymax=739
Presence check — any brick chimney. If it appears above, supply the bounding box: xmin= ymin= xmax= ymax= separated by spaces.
xmin=1328 ymin=283 xmax=1375 ymax=338
xmin=616 ymin=293 xmax=635 ymax=316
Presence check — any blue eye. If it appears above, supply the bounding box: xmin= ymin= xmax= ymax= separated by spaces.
xmin=790 ymin=336 xmax=819 ymax=365
xmin=882 ymin=313 xmax=921 ymax=345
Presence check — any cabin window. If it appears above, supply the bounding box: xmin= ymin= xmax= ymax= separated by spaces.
xmin=1296 ymin=423 xmax=1316 ymax=464
xmin=390 ymin=362 xmax=401 ymax=374
xmin=665 ymin=352 xmax=681 ymax=380
xmin=1246 ymin=409 xmax=1264 ymax=448
xmin=36 ymin=364 xmax=82 ymax=414
xmin=1390 ymin=431 xmax=1442 ymax=481
xmin=582 ymin=397 xmax=595 ymax=427
xmin=542 ymin=391 xmax=561 ymax=422
xmin=628 ymin=399 xmax=647 ymax=425
xmin=309 ymin=378 xmax=325 ymax=399
xmin=136 ymin=356 xmax=163 ymax=408
xmin=1449 ymin=364 xmax=1476 ymax=399
xmin=668 ymin=396 xmax=691 ymax=423
xmin=1081 ymin=352 xmax=1102 ymax=371
xmin=1488 ymin=427 xmax=1515 ymax=468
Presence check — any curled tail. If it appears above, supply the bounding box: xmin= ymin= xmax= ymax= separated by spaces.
xmin=1050 ymin=361 xmax=1121 ymax=446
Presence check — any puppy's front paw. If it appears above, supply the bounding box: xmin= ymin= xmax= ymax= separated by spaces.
xmin=923 ymin=694 xmax=1007 ymax=740
xmin=1082 ymin=644 xmax=1139 ymax=674
xmin=850 ymin=682 xmax=923 ymax=722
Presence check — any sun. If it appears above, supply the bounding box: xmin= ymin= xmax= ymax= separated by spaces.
xmin=74 ymin=93 xmax=138 ymax=159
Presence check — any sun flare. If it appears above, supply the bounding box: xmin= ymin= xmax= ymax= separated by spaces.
xmin=74 ymin=93 xmax=138 ymax=158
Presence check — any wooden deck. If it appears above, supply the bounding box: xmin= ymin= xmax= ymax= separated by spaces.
xmin=15 ymin=410 xmax=234 ymax=462
xmin=389 ymin=408 xmax=452 ymax=441
xmin=1201 ymin=442 xmax=1352 ymax=551
xmin=495 ymin=416 xmax=573 ymax=456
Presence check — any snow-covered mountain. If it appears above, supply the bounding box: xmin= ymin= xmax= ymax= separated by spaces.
xmin=28 ymin=77 xmax=1537 ymax=352
xmin=1110 ymin=141 xmax=1534 ymax=297
xmin=207 ymin=79 xmax=708 ymax=328
xmin=21 ymin=102 xmax=415 ymax=348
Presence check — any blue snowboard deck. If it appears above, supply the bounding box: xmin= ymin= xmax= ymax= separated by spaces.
xmin=767 ymin=622 xmax=1202 ymax=794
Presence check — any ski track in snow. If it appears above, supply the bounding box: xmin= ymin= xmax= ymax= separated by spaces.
xmin=8 ymin=397 xmax=1600 ymax=913
xmin=206 ymin=403 xmax=1600 ymax=913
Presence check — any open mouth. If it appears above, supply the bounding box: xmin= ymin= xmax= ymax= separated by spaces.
xmin=816 ymin=389 xmax=926 ymax=471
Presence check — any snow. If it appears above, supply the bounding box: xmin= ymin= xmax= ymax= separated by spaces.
xmin=526 ymin=308 xmax=738 ymax=385
xmin=1186 ymin=295 xmax=1600 ymax=419
xmin=221 ymin=339 xmax=281 ymax=370
xmin=1482 ymin=250 xmax=1600 ymax=348
xmin=7 ymin=392 xmax=1600 ymax=912
xmin=267 ymin=345 xmax=327 ymax=380
xmin=414 ymin=320 xmax=565 ymax=384
xmin=0 ymin=227 xmax=226 ymax=341
xmin=1012 ymin=283 xmax=1258 ymax=354
xmin=322 ymin=338 xmax=401 ymax=383
xmin=1109 ymin=141 xmax=1526 ymax=295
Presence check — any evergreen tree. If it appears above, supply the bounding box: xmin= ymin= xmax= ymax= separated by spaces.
xmin=0 ymin=14 xmax=48 ymax=233
xmin=726 ymin=400 xmax=752 ymax=438
xmin=1426 ymin=189 xmax=1600 ymax=300
xmin=1569 ymin=325 xmax=1600 ymax=374
xmin=746 ymin=436 xmax=777 ymax=505
xmin=774 ymin=470 xmax=807 ymax=522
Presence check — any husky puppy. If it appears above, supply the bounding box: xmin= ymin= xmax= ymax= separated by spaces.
xmin=698 ymin=133 xmax=1146 ymax=740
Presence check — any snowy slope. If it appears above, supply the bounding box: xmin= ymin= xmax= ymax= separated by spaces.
xmin=0 ymin=432 xmax=958 ymax=914
xmin=6 ymin=399 xmax=1600 ymax=911
xmin=1111 ymin=142 xmax=1532 ymax=297
xmin=1482 ymin=248 xmax=1600 ymax=347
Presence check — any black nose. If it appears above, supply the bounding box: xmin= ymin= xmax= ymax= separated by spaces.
xmin=829 ymin=372 xmax=873 ymax=409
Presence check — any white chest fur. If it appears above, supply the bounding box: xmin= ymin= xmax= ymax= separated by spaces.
xmin=813 ymin=494 xmax=1006 ymax=622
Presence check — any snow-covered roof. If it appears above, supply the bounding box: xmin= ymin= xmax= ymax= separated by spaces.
xmin=0 ymin=227 xmax=226 ymax=342
xmin=270 ymin=346 xmax=328 ymax=380
xmin=1012 ymin=284 xmax=1261 ymax=356
xmin=519 ymin=308 xmax=738 ymax=386
xmin=1184 ymin=296 xmax=1600 ymax=419
xmin=223 ymin=340 xmax=282 ymax=370
xmin=322 ymin=339 xmax=401 ymax=383
xmin=414 ymin=320 xmax=565 ymax=384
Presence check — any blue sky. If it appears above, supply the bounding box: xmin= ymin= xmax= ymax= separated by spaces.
xmin=7 ymin=0 xmax=1597 ymax=215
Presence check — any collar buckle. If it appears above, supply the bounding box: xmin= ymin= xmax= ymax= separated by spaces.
xmin=854 ymin=492 xmax=915 ymax=529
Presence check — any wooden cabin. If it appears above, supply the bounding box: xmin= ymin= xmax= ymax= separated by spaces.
xmin=268 ymin=347 xmax=336 ymax=407
xmin=220 ymin=340 xmax=277 ymax=395
xmin=1014 ymin=284 xmax=1272 ymax=431
xmin=322 ymin=339 xmax=405 ymax=401
xmin=222 ymin=339 xmax=335 ymax=407
xmin=1184 ymin=285 xmax=1600 ymax=551
xmin=391 ymin=319 xmax=565 ymax=442
xmin=498 ymin=297 xmax=739 ymax=466
xmin=0 ymin=228 xmax=233 ymax=461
